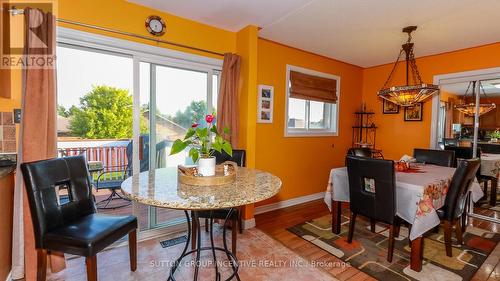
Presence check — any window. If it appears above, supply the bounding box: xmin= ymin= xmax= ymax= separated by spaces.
xmin=285 ymin=65 xmax=340 ymax=136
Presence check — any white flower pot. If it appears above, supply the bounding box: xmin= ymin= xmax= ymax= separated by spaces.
xmin=198 ymin=157 xmax=216 ymax=176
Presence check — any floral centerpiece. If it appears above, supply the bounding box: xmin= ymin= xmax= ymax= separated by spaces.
xmin=169 ymin=113 xmax=232 ymax=176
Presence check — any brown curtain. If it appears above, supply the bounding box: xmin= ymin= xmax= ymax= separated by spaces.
xmin=11 ymin=8 xmax=62 ymax=280
xmin=217 ymin=53 xmax=241 ymax=146
xmin=290 ymin=70 xmax=337 ymax=103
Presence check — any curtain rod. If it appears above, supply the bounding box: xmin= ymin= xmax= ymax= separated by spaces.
xmin=7 ymin=8 xmax=225 ymax=57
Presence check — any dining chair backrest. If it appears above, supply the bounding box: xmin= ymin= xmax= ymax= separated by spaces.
xmin=346 ymin=155 xmax=396 ymax=224
xmin=477 ymin=143 xmax=500 ymax=154
xmin=213 ymin=149 xmax=246 ymax=167
xmin=413 ymin=148 xmax=455 ymax=167
xmin=441 ymin=158 xmax=480 ymax=221
xmin=347 ymin=147 xmax=373 ymax=158
xmin=20 ymin=155 xmax=96 ymax=249
xmin=444 ymin=146 xmax=481 ymax=167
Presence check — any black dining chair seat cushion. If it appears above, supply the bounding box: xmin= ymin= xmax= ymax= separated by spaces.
xmin=413 ymin=148 xmax=455 ymax=167
xmin=94 ymin=180 xmax=123 ymax=190
xmin=44 ymin=213 xmax=137 ymax=256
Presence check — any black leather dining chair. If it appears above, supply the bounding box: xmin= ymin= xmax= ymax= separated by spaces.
xmin=192 ymin=149 xmax=246 ymax=254
xmin=21 ymin=156 xmax=138 ymax=281
xmin=413 ymin=148 xmax=455 ymax=167
xmin=347 ymin=147 xmax=373 ymax=158
xmin=444 ymin=145 xmax=495 ymax=205
xmin=345 ymin=155 xmax=400 ymax=262
xmin=436 ymin=158 xmax=480 ymax=257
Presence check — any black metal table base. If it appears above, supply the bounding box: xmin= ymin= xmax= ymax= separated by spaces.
xmin=169 ymin=209 xmax=241 ymax=281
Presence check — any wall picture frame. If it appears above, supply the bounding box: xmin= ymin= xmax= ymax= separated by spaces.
xmin=382 ymin=99 xmax=399 ymax=114
xmin=257 ymin=85 xmax=274 ymax=123
xmin=404 ymin=103 xmax=423 ymax=121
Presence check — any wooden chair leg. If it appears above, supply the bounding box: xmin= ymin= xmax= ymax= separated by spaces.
xmin=192 ymin=216 xmax=198 ymax=251
xmin=86 ymin=255 xmax=97 ymax=281
xmin=454 ymin=219 xmax=463 ymax=245
xmin=443 ymin=220 xmax=453 ymax=257
xmin=347 ymin=212 xmax=357 ymax=243
xmin=232 ymin=218 xmax=237 ymax=254
xmin=491 ymin=178 xmax=498 ymax=206
xmin=205 ymin=218 xmax=209 ymax=232
xmin=238 ymin=209 xmax=243 ymax=234
xmin=461 ymin=212 xmax=468 ymax=233
xmin=394 ymin=223 xmax=400 ymax=238
xmin=129 ymin=229 xmax=137 ymax=272
xmin=387 ymin=225 xmax=396 ymax=262
xmin=408 ymin=224 xmax=412 ymax=248
xmin=370 ymin=219 xmax=376 ymax=233
xmin=37 ymin=249 xmax=47 ymax=281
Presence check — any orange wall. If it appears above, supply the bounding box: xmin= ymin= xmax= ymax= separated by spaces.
xmin=362 ymin=42 xmax=500 ymax=160
xmin=255 ymin=39 xmax=364 ymax=206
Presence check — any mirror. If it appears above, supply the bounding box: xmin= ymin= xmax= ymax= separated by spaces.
xmin=436 ymin=72 xmax=500 ymax=223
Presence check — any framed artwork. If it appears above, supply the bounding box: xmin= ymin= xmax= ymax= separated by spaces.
xmin=404 ymin=103 xmax=423 ymax=121
xmin=257 ymin=85 xmax=274 ymax=123
xmin=382 ymin=99 xmax=399 ymax=114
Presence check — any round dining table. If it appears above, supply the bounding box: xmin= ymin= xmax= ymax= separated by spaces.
xmin=121 ymin=166 xmax=282 ymax=281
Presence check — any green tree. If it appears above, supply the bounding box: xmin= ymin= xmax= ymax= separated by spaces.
xmin=169 ymin=100 xmax=207 ymax=128
xmin=69 ymin=85 xmax=134 ymax=139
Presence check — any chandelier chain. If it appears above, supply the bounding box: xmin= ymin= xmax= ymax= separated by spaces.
xmin=381 ymin=48 xmax=404 ymax=89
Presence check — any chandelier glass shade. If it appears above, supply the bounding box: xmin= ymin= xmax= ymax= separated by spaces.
xmin=454 ymin=81 xmax=496 ymax=116
xmin=378 ymin=26 xmax=439 ymax=107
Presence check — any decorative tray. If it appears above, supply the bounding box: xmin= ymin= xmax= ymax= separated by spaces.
xmin=178 ymin=161 xmax=237 ymax=186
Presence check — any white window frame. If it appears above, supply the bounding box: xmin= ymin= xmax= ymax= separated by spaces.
xmin=285 ymin=65 xmax=340 ymax=137
xmin=56 ymin=27 xmax=223 ymax=238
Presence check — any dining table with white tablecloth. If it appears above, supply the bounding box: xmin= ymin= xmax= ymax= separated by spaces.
xmin=479 ymin=153 xmax=500 ymax=205
xmin=323 ymin=164 xmax=484 ymax=272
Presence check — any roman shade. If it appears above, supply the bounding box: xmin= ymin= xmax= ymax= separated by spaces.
xmin=289 ymin=70 xmax=337 ymax=103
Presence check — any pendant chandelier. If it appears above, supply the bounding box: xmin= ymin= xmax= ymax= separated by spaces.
xmin=378 ymin=26 xmax=439 ymax=107
xmin=454 ymin=81 xmax=496 ymax=116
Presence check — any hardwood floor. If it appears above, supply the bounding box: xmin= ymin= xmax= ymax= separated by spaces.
xmin=255 ymin=199 xmax=500 ymax=281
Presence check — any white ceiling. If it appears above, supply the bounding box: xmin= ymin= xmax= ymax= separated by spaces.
xmin=441 ymin=79 xmax=500 ymax=97
xmin=128 ymin=0 xmax=500 ymax=67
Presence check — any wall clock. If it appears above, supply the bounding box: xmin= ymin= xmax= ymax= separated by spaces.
xmin=145 ymin=15 xmax=166 ymax=36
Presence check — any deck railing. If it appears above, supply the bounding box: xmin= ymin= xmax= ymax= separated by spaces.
xmin=57 ymin=139 xmax=130 ymax=169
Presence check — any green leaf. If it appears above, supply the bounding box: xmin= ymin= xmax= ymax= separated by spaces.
xmin=170 ymin=139 xmax=189 ymax=155
xmin=223 ymin=127 xmax=230 ymax=135
xmin=210 ymin=124 xmax=218 ymax=134
xmin=212 ymin=141 xmax=223 ymax=153
xmin=222 ymin=141 xmax=233 ymax=157
xmin=189 ymin=147 xmax=199 ymax=163
xmin=197 ymin=127 xmax=208 ymax=138
xmin=184 ymin=128 xmax=196 ymax=140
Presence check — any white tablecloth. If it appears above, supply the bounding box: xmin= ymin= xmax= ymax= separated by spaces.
xmin=480 ymin=153 xmax=500 ymax=178
xmin=324 ymin=165 xmax=484 ymax=240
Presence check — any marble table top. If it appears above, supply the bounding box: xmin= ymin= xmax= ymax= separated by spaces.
xmin=121 ymin=167 xmax=282 ymax=210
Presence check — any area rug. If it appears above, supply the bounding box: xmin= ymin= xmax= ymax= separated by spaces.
xmin=287 ymin=215 xmax=499 ymax=281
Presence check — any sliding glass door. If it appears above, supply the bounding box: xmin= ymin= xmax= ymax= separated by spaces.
xmin=140 ymin=61 xmax=220 ymax=229
xmin=56 ymin=30 xmax=222 ymax=235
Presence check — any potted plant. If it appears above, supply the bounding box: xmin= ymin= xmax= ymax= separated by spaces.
xmin=169 ymin=113 xmax=232 ymax=176
xmin=490 ymin=129 xmax=500 ymax=143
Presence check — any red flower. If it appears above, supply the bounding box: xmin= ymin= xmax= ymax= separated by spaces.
xmin=205 ymin=114 xmax=214 ymax=123
xmin=191 ymin=123 xmax=198 ymax=128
